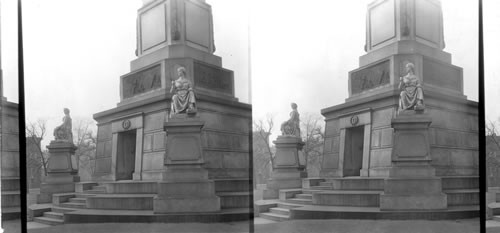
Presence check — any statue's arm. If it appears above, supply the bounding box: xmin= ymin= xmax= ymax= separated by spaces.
xmin=169 ymin=80 xmax=175 ymax=93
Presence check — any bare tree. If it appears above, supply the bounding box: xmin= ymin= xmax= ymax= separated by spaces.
xmin=73 ymin=118 xmax=97 ymax=181
xmin=26 ymin=119 xmax=49 ymax=176
xmin=253 ymin=115 xmax=275 ymax=185
xmin=486 ymin=119 xmax=500 ymax=187
xmin=300 ymin=113 xmax=324 ymax=177
xmin=253 ymin=115 xmax=275 ymax=168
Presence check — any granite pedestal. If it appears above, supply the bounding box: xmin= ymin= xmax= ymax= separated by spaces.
xmin=153 ymin=115 xmax=220 ymax=213
xmin=38 ymin=141 xmax=80 ymax=203
xmin=380 ymin=112 xmax=447 ymax=210
xmin=263 ymin=136 xmax=306 ymax=199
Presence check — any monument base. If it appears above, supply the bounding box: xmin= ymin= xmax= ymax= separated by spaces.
xmin=38 ymin=141 xmax=79 ymax=203
xmin=263 ymin=136 xmax=306 ymax=199
xmin=154 ymin=115 xmax=221 ymax=213
xmin=380 ymin=113 xmax=447 ymax=210
xmin=380 ymin=193 xmax=447 ymax=210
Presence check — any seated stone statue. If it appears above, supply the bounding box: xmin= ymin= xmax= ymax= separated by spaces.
xmin=53 ymin=108 xmax=73 ymax=142
xmin=170 ymin=66 xmax=196 ymax=116
xmin=280 ymin=103 xmax=300 ymax=137
xmin=398 ymin=63 xmax=424 ymax=113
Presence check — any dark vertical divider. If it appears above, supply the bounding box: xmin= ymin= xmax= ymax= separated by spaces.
xmin=478 ymin=0 xmax=485 ymax=232
xmin=17 ymin=0 xmax=27 ymax=232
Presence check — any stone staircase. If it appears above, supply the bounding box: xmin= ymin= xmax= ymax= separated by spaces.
xmin=31 ymin=178 xmax=251 ymax=225
xmin=257 ymin=176 xmax=479 ymax=221
xmin=2 ymin=176 xmax=21 ymax=220
xmin=33 ymin=183 xmax=103 ymax=225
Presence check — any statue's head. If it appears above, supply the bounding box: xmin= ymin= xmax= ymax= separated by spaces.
xmin=177 ymin=67 xmax=187 ymax=77
xmin=405 ymin=62 xmax=415 ymax=74
xmin=291 ymin=102 xmax=298 ymax=109
xmin=63 ymin=108 xmax=70 ymax=115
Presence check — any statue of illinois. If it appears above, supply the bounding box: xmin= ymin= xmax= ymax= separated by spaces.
xmin=170 ymin=66 xmax=197 ymax=116
xmin=280 ymin=103 xmax=300 ymax=137
xmin=398 ymin=62 xmax=424 ymax=113
xmin=53 ymin=108 xmax=73 ymax=142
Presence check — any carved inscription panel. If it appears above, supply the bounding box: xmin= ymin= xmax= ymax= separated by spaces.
xmin=193 ymin=61 xmax=233 ymax=95
xmin=351 ymin=60 xmax=390 ymax=95
xmin=122 ymin=64 xmax=162 ymax=99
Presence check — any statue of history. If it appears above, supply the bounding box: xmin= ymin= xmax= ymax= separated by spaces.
xmin=170 ymin=66 xmax=197 ymax=115
xmin=53 ymin=108 xmax=73 ymax=142
xmin=398 ymin=63 xmax=424 ymax=113
xmin=280 ymin=103 xmax=300 ymax=137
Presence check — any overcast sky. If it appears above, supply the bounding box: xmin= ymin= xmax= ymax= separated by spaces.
xmin=251 ymin=0 xmax=479 ymax=140
xmin=484 ymin=0 xmax=500 ymax=127
xmin=1 ymin=0 xmax=18 ymax=100
xmin=1 ymin=0 xmax=498 ymax=145
xmin=19 ymin=0 xmax=250 ymax=146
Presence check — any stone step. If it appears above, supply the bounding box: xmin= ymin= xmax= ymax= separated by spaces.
xmin=313 ymin=190 xmax=381 ymax=207
xmin=302 ymin=189 xmax=325 ymax=195
xmin=34 ymin=216 xmax=64 ymax=226
xmin=260 ymin=212 xmax=290 ymax=222
xmin=309 ymin=186 xmax=333 ymax=190
xmin=291 ymin=205 xmax=478 ymax=220
xmin=217 ymin=192 xmax=251 ymax=209
xmin=326 ymin=177 xmax=385 ymax=191
xmin=52 ymin=193 xmax=76 ymax=204
xmin=444 ymin=189 xmax=479 ymax=206
xmin=75 ymin=182 xmax=99 ymax=192
xmin=302 ymin=178 xmax=326 ymax=189
xmin=254 ymin=200 xmax=278 ymax=214
xmin=86 ymin=194 xmax=155 ymax=210
xmin=441 ymin=176 xmax=479 ymax=190
xmin=279 ymin=189 xmax=303 ymax=200
xmin=62 ymin=207 xmax=252 ymax=223
xmin=51 ymin=206 xmax=78 ymax=214
xmin=69 ymin=198 xmax=87 ymax=204
xmin=1 ymin=190 xmax=21 ymax=207
xmin=75 ymin=193 xmax=97 ymax=198
xmin=270 ymin=207 xmax=290 ymax=216
xmin=286 ymin=198 xmax=312 ymax=205
xmin=493 ymin=215 xmax=500 ymax=222
xmin=295 ymin=194 xmax=312 ymax=200
xmin=102 ymin=181 xmax=156 ymax=194
xmin=277 ymin=202 xmax=303 ymax=209
xmin=84 ymin=190 xmax=106 ymax=194
xmin=59 ymin=202 xmax=86 ymax=209
xmin=2 ymin=206 xmax=21 ymax=220
xmin=43 ymin=211 xmax=64 ymax=220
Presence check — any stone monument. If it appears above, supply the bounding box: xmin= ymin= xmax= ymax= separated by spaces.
xmin=154 ymin=67 xmax=220 ymax=213
xmin=39 ymin=108 xmax=79 ymax=203
xmin=92 ymin=0 xmax=251 ymax=183
xmin=256 ymin=0 xmax=478 ymax=221
xmin=263 ymin=103 xmax=306 ymax=199
xmin=320 ymin=0 xmax=478 ymax=179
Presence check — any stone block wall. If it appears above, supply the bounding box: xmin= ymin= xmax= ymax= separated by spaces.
xmin=93 ymin=95 xmax=251 ymax=181
xmin=2 ymin=101 xmax=20 ymax=177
